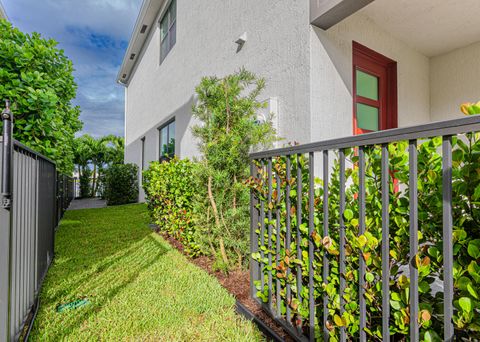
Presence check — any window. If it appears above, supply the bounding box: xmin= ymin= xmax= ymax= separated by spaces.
xmin=141 ymin=137 xmax=145 ymax=171
xmin=158 ymin=119 xmax=175 ymax=160
xmin=353 ymin=41 xmax=397 ymax=135
xmin=160 ymin=0 xmax=176 ymax=63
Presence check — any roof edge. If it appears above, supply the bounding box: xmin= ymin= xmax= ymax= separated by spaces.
xmin=116 ymin=0 xmax=165 ymax=86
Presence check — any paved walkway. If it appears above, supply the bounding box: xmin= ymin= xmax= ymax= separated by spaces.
xmin=68 ymin=198 xmax=107 ymax=210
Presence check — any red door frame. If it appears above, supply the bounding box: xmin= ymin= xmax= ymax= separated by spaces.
xmin=352 ymin=41 xmax=398 ymax=135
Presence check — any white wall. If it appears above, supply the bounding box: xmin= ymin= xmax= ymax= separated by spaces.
xmin=125 ymin=0 xmax=311 ymax=151
xmin=309 ymin=12 xmax=431 ymax=142
xmin=430 ymin=42 xmax=480 ymax=122
xmin=125 ymin=0 xmax=311 ymax=201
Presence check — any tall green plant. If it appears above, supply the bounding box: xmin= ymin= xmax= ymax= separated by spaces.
xmin=191 ymin=69 xmax=277 ymax=269
xmin=0 ymin=20 xmax=82 ymax=173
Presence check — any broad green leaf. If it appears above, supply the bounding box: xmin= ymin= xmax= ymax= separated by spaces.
xmin=343 ymin=209 xmax=353 ymax=221
xmin=459 ymin=297 xmax=473 ymax=313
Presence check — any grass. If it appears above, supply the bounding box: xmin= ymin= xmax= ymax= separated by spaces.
xmin=30 ymin=204 xmax=261 ymax=341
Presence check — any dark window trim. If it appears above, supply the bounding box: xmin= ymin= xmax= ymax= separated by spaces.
xmin=352 ymin=41 xmax=397 ymax=135
xmin=157 ymin=118 xmax=175 ymax=161
xmin=140 ymin=137 xmax=145 ymax=171
xmin=159 ymin=0 xmax=176 ymax=64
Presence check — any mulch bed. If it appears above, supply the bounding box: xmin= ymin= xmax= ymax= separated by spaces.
xmin=158 ymin=231 xmax=294 ymax=341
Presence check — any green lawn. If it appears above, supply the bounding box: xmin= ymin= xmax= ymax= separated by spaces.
xmin=30 ymin=204 xmax=261 ymax=341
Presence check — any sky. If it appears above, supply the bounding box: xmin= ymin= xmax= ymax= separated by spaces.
xmin=3 ymin=0 xmax=143 ymax=138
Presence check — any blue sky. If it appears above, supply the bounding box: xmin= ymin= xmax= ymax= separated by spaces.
xmin=3 ymin=0 xmax=142 ymax=138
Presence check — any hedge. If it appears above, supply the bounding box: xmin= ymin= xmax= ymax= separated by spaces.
xmin=104 ymin=163 xmax=139 ymax=205
xmin=143 ymin=157 xmax=201 ymax=256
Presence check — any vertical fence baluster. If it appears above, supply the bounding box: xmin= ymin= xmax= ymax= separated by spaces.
xmin=322 ymin=150 xmax=329 ymax=340
xmin=267 ymin=158 xmax=273 ymax=310
xmin=286 ymin=156 xmax=292 ymax=324
xmin=21 ymin=151 xmax=25 ymax=322
xmin=308 ymin=152 xmax=315 ymax=342
xmin=359 ymin=146 xmax=366 ymax=342
xmin=260 ymin=160 xmax=265 ymax=292
xmin=339 ymin=149 xmax=346 ymax=342
xmin=381 ymin=144 xmax=390 ymax=342
xmin=276 ymin=168 xmax=282 ymax=317
xmin=442 ymin=136 xmax=453 ymax=340
xmin=409 ymin=140 xmax=419 ymax=340
xmin=250 ymin=161 xmax=260 ymax=298
xmin=296 ymin=154 xmax=303 ymax=329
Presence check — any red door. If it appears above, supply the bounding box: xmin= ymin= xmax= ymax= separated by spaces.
xmin=353 ymin=41 xmax=397 ymax=135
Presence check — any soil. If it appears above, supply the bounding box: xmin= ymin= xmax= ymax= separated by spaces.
xmin=158 ymin=231 xmax=294 ymax=341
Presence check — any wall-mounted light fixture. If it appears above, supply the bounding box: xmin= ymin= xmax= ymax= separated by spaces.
xmin=140 ymin=24 xmax=148 ymax=34
xmin=130 ymin=53 xmax=136 ymax=60
xmin=235 ymin=32 xmax=247 ymax=52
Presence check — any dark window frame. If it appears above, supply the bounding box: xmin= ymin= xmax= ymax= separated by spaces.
xmin=140 ymin=137 xmax=145 ymax=171
xmin=352 ymin=41 xmax=397 ymax=135
xmin=158 ymin=118 xmax=175 ymax=161
xmin=159 ymin=0 xmax=176 ymax=64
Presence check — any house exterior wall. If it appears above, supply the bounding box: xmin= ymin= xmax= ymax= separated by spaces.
xmin=309 ymin=12 xmax=431 ymax=143
xmin=125 ymin=0 xmax=311 ymax=201
xmin=124 ymin=1 xmax=479 ymax=202
xmin=430 ymin=42 xmax=480 ymax=122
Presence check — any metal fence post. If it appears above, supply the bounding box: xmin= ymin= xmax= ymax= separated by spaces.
xmin=250 ymin=161 xmax=260 ymax=298
xmin=1 ymin=101 xmax=13 ymax=342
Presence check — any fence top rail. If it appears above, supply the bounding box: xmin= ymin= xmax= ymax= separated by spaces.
xmin=0 ymin=136 xmax=56 ymax=165
xmin=250 ymin=115 xmax=480 ymax=159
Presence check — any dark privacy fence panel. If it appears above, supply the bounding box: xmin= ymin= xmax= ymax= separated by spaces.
xmin=0 ymin=138 xmax=73 ymax=342
xmin=249 ymin=115 xmax=480 ymax=341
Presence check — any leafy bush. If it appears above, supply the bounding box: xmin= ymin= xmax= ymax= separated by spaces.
xmin=248 ymin=132 xmax=480 ymax=340
xmin=104 ymin=164 xmax=138 ymax=205
xmin=143 ymin=157 xmax=201 ymax=256
xmin=0 ymin=19 xmax=81 ymax=173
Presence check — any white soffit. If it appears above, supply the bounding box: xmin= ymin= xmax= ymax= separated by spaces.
xmin=117 ymin=0 xmax=165 ymax=85
xmin=359 ymin=0 xmax=480 ymax=57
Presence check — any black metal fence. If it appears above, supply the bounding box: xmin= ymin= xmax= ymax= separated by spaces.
xmin=249 ymin=115 xmax=480 ymax=341
xmin=0 ymin=105 xmax=74 ymax=342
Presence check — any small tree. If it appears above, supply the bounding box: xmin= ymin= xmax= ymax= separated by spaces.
xmin=73 ymin=134 xmax=124 ymax=197
xmin=191 ymin=69 xmax=277 ymax=269
xmin=0 ymin=20 xmax=82 ymax=173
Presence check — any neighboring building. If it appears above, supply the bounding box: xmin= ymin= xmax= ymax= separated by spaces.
xmin=0 ymin=0 xmax=8 ymax=20
xmin=118 ymin=0 xmax=480 ymax=201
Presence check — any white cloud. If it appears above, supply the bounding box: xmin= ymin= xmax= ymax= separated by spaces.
xmin=3 ymin=0 xmax=142 ymax=137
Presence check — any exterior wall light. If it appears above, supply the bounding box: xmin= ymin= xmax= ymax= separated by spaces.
xmin=235 ymin=32 xmax=247 ymax=52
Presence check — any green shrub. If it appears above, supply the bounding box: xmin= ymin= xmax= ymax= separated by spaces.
xmin=143 ymin=157 xmax=201 ymax=256
xmin=0 ymin=20 xmax=82 ymax=173
xmin=248 ymin=133 xmax=480 ymax=340
xmin=104 ymin=164 xmax=138 ymax=205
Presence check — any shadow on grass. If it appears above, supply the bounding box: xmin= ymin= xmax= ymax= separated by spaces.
xmin=45 ymin=234 xmax=169 ymax=340
xmin=32 ymin=205 xmax=171 ymax=340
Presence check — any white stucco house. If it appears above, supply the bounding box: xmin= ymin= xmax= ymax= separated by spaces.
xmin=118 ymin=0 xmax=480 ymax=201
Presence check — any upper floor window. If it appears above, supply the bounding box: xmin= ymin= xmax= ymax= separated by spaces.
xmin=159 ymin=119 xmax=175 ymax=160
xmin=160 ymin=0 xmax=176 ymax=63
